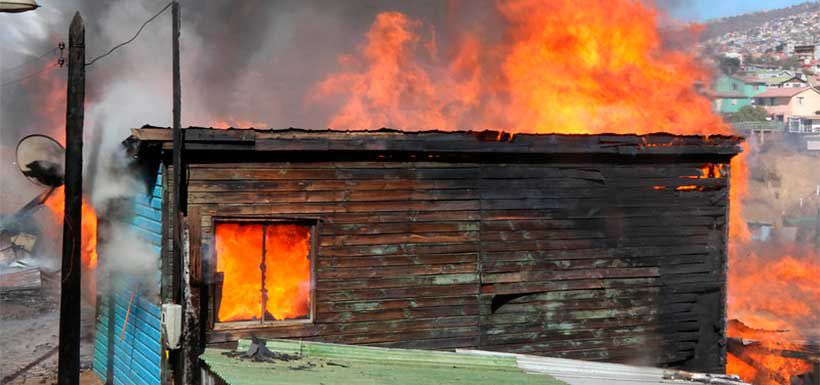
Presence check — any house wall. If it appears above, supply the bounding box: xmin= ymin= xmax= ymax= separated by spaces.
xmin=712 ymin=76 xmax=766 ymax=113
xmin=181 ymin=157 xmax=730 ymax=372
xmin=790 ymin=89 xmax=820 ymax=117
xmin=714 ymin=97 xmax=750 ymax=114
xmin=94 ymin=169 xmax=163 ymax=385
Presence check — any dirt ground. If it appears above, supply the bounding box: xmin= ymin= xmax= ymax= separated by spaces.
xmin=0 ymin=287 xmax=97 ymax=385
xmin=4 ymin=370 xmax=103 ymax=385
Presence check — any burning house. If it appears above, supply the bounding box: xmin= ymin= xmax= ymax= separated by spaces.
xmin=91 ymin=126 xmax=744 ymax=384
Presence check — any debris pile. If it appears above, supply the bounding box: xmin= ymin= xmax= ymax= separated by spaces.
xmin=222 ymin=336 xmax=301 ymax=363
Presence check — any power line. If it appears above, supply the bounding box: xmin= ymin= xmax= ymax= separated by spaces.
xmin=85 ymin=2 xmax=173 ymax=67
xmin=1 ymin=1 xmax=172 ymax=88
xmin=0 ymin=46 xmax=60 ymax=74
xmin=0 ymin=62 xmax=59 ymax=88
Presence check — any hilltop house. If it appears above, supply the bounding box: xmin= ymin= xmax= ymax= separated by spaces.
xmin=754 ymin=87 xmax=820 ymax=133
xmin=711 ymin=74 xmax=767 ymax=114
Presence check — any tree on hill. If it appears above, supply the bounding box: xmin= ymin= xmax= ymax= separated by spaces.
xmin=729 ymin=105 xmax=769 ymax=122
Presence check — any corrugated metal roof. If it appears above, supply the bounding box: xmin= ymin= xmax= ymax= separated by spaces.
xmin=200 ymin=339 xmax=569 ymax=385
xmin=200 ymin=339 xmax=750 ymax=385
xmin=456 ymin=350 xmax=750 ymax=385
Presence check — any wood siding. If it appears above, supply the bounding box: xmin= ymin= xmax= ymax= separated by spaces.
xmin=177 ymin=158 xmax=729 ymax=371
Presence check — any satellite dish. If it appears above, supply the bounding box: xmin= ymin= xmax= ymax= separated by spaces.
xmin=16 ymin=134 xmax=64 ymax=187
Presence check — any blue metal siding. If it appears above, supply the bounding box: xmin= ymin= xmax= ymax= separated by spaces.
xmin=94 ymin=168 xmax=163 ymax=385
xmin=93 ymin=294 xmax=162 ymax=385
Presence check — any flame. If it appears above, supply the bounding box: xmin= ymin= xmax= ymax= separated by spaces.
xmin=725 ymin=140 xmax=818 ymax=383
xmin=727 ymin=320 xmax=813 ymax=385
xmin=312 ymin=2 xmax=820 ymax=381
xmin=681 ymin=163 xmax=724 ymax=179
xmin=728 ymin=248 xmax=820 ymax=334
xmin=215 ymin=222 xmax=311 ymax=322
xmin=313 ymin=0 xmax=730 ymax=136
xmin=209 ymin=118 xmax=267 ymax=129
xmin=727 ymin=353 xmax=758 ymax=382
xmin=42 ymin=185 xmax=99 ymax=302
xmin=729 ymin=146 xmax=751 ymax=242
xmin=20 ymin=63 xmax=67 ymax=143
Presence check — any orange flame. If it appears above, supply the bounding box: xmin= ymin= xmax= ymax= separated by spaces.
xmin=311 ymin=2 xmax=820 ymax=381
xmin=314 ymin=0 xmax=730 ymax=136
xmin=727 ymin=353 xmax=758 ymax=383
xmin=42 ymin=186 xmax=99 ymax=302
xmin=20 ymin=64 xmax=67 ymax=143
xmin=215 ymin=222 xmax=311 ymax=322
xmin=729 ymin=249 xmax=820 ymax=334
xmin=727 ymin=320 xmax=813 ymax=385
xmin=725 ymin=140 xmax=818 ymax=383
xmin=681 ymin=163 xmax=724 ymax=179
xmin=209 ymin=118 xmax=267 ymax=129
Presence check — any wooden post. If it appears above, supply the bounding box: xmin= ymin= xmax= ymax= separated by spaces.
xmin=171 ymin=0 xmax=183 ymax=305
xmin=170 ymin=2 xmax=187 ymax=384
xmin=57 ymin=12 xmax=84 ymax=385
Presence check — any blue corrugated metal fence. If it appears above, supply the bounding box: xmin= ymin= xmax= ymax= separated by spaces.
xmin=94 ymin=168 xmax=163 ymax=385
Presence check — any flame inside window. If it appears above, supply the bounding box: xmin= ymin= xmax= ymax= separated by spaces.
xmin=215 ymin=222 xmax=312 ymax=323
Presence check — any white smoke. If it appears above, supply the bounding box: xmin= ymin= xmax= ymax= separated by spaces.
xmin=99 ymin=224 xmax=158 ymax=278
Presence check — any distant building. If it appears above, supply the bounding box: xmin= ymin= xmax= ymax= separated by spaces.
xmin=710 ymin=75 xmax=767 ymax=113
xmin=754 ymin=87 xmax=820 ymax=133
xmin=803 ymin=59 xmax=820 ymax=75
xmin=745 ymin=68 xmax=795 ymax=78
xmin=795 ymin=44 xmax=817 ymax=63
xmin=762 ymin=74 xmax=808 ymax=88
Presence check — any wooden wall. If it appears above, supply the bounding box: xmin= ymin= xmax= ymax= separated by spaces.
xmin=176 ymin=158 xmax=729 ymax=372
xmin=475 ymin=163 xmax=728 ymax=372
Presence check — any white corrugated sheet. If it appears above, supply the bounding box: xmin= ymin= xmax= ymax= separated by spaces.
xmin=456 ymin=350 xmax=750 ymax=385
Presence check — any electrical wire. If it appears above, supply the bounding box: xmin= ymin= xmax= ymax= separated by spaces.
xmin=1 ymin=1 xmax=172 ymax=87
xmin=0 ymin=62 xmax=59 ymax=88
xmin=84 ymin=2 xmax=173 ymax=67
xmin=0 ymin=46 xmax=59 ymax=73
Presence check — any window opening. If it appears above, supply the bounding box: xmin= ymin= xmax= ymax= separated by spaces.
xmin=214 ymin=222 xmax=312 ymax=324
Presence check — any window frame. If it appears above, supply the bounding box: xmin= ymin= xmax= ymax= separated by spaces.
xmin=209 ymin=216 xmax=319 ymax=331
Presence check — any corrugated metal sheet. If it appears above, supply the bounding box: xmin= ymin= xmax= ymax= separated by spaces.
xmin=201 ymin=340 xmax=749 ymax=385
xmin=93 ymin=291 xmax=162 ymax=385
xmin=201 ymin=339 xmax=569 ymax=385
xmin=93 ymin=168 xmax=163 ymax=385
xmin=456 ymin=350 xmax=750 ymax=385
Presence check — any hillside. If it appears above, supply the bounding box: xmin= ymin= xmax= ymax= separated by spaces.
xmin=702 ymin=1 xmax=820 ymax=40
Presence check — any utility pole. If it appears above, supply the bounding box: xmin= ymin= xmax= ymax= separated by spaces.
xmin=57 ymin=12 xmax=84 ymax=385
xmin=170 ymin=2 xmax=186 ymax=384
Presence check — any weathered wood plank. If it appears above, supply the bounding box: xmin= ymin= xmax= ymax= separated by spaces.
xmin=318 ymin=273 xmax=478 ymax=290
xmin=321 ymin=284 xmax=478 ymax=302
xmin=0 ymin=268 xmax=41 ymax=292
xmin=320 ymin=231 xmax=479 ymax=247
xmin=318 ymin=262 xmax=477 ymax=279
xmin=318 ymin=253 xmax=477 ymax=268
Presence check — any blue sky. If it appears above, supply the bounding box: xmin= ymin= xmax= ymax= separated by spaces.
xmin=667 ymin=0 xmax=812 ymax=21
